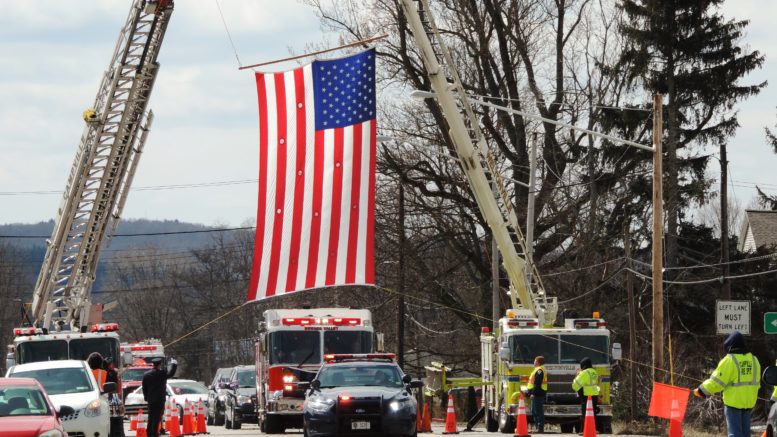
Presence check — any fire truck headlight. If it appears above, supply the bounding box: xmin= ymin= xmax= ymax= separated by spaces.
xmin=237 ymin=395 xmax=252 ymax=405
xmin=308 ymin=397 xmax=335 ymax=414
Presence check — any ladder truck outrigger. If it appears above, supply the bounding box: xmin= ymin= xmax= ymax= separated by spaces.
xmin=399 ymin=0 xmax=621 ymax=433
xmin=9 ymin=0 xmax=174 ymax=380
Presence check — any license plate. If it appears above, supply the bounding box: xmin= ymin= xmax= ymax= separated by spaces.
xmin=351 ymin=421 xmax=370 ymax=430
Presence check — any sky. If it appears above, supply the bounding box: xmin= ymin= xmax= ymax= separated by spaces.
xmin=0 ymin=0 xmax=776 ymax=228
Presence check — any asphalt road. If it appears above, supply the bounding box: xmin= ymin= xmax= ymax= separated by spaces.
xmin=123 ymin=421 xmax=658 ymax=436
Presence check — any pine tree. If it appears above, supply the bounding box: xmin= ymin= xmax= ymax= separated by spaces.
xmin=618 ymin=0 xmax=765 ymax=266
xmin=758 ymin=111 xmax=777 ymax=209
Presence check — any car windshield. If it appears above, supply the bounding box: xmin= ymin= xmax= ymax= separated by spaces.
xmin=0 ymin=386 xmax=51 ymax=417
xmin=11 ymin=367 xmax=93 ymax=395
xmin=560 ymin=335 xmax=609 ymax=364
xmin=122 ymin=368 xmax=149 ymax=382
xmin=169 ymin=382 xmax=208 ymax=395
xmin=212 ymin=368 xmax=233 ymax=386
xmin=269 ymin=331 xmax=320 ymax=365
xmin=323 ymin=331 xmax=372 ymax=354
xmin=317 ymin=364 xmax=403 ymax=388
xmin=236 ymin=370 xmax=255 ymax=388
xmin=16 ymin=341 xmax=69 ymax=363
xmin=508 ymin=335 xmax=560 ymax=364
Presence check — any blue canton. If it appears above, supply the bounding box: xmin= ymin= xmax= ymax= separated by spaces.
xmin=312 ymin=49 xmax=376 ymax=131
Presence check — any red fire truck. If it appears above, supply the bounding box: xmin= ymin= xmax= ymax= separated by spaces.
xmin=119 ymin=339 xmax=165 ymax=399
xmin=255 ymin=308 xmax=380 ymax=434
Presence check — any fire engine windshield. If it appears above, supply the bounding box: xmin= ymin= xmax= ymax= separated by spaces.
xmin=16 ymin=340 xmax=69 ymax=364
xmin=508 ymin=335 xmax=559 ymax=364
xmin=559 ymin=335 xmax=609 ymax=364
xmin=323 ymin=331 xmax=372 ymax=354
xmin=269 ymin=331 xmax=321 ymax=365
xmin=70 ymin=338 xmax=121 ymax=365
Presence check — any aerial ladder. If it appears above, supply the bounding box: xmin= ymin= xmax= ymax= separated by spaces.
xmin=400 ymin=0 xmax=617 ymax=432
xmin=9 ymin=0 xmax=174 ymax=373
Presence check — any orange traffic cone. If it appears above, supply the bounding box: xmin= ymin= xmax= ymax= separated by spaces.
xmin=442 ymin=392 xmax=459 ymax=434
xmin=136 ymin=412 xmax=148 ymax=437
xmin=196 ymin=399 xmax=208 ymax=434
xmin=169 ymin=403 xmax=182 ymax=437
xmin=130 ymin=409 xmax=139 ymax=431
xmin=421 ymin=403 xmax=433 ymax=432
xmin=583 ymin=396 xmax=597 ymax=437
xmin=514 ymin=393 xmax=530 ymax=437
xmin=668 ymin=399 xmax=682 ymax=437
xmin=182 ymin=399 xmax=194 ymax=435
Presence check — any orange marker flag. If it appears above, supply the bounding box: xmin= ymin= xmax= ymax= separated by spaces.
xmin=648 ymin=382 xmax=690 ymax=420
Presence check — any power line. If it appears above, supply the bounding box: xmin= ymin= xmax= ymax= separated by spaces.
xmin=0 ymin=226 xmax=255 ymax=239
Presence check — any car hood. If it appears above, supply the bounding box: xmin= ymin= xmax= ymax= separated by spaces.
xmin=0 ymin=416 xmax=60 ymax=436
xmin=318 ymin=386 xmax=406 ymax=399
xmin=49 ymin=392 xmax=99 ymax=410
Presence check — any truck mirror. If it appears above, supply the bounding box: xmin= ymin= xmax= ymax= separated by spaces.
xmin=376 ymin=332 xmax=385 ymax=352
xmin=611 ymin=343 xmax=623 ymax=361
xmin=122 ymin=351 xmax=133 ymax=366
xmin=499 ymin=347 xmax=510 ymax=362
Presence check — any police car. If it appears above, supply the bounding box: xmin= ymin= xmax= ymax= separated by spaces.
xmin=300 ymin=353 xmax=423 ymax=437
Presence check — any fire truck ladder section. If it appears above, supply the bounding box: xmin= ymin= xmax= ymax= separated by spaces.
xmin=398 ymin=0 xmax=558 ymax=327
xmin=31 ymin=0 xmax=174 ymax=331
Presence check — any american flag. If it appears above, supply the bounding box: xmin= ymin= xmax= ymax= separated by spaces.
xmin=247 ymin=49 xmax=376 ymax=301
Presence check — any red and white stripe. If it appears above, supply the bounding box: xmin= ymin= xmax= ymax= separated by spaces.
xmin=247 ymin=66 xmax=375 ymax=301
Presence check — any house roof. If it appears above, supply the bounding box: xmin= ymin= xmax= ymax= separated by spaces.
xmin=742 ymin=210 xmax=777 ymax=251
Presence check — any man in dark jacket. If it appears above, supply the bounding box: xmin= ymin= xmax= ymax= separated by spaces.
xmin=142 ymin=357 xmax=177 ymax=437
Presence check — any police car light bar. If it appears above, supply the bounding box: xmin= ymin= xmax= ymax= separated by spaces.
xmin=324 ymin=353 xmax=396 ymax=362
xmin=91 ymin=323 xmax=120 ymax=332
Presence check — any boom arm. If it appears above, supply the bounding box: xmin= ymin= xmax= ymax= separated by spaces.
xmin=399 ymin=0 xmax=558 ymax=326
xmin=31 ymin=0 xmax=174 ymax=330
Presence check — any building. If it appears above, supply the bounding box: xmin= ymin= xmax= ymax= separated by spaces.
xmin=739 ymin=210 xmax=777 ymax=253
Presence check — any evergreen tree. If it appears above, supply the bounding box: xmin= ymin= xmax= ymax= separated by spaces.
xmin=758 ymin=110 xmax=777 ymax=209
xmin=617 ymin=0 xmax=765 ymax=267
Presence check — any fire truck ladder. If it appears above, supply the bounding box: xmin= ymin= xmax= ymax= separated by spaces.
xmin=31 ymin=0 xmax=174 ymax=331
xmin=399 ymin=0 xmax=558 ymax=327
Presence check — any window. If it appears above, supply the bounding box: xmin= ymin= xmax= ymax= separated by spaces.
xmin=69 ymin=338 xmax=120 ymax=366
xmin=269 ymin=331 xmax=321 ymax=365
xmin=508 ymin=335 xmax=559 ymax=364
xmin=16 ymin=341 xmax=68 ymax=364
xmin=559 ymin=335 xmax=609 ymax=364
xmin=121 ymin=368 xmax=149 ymax=382
xmin=235 ymin=370 xmax=256 ymax=388
xmin=323 ymin=331 xmax=372 ymax=354
xmin=317 ymin=364 xmax=403 ymax=388
xmin=0 ymin=386 xmax=51 ymax=417
xmin=11 ymin=367 xmax=93 ymax=395
xmin=169 ymin=381 xmax=208 ymax=395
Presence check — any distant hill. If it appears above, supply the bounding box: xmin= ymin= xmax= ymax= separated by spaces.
xmin=0 ymin=219 xmax=225 ymax=299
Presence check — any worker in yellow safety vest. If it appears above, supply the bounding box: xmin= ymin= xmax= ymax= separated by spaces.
xmin=694 ymin=331 xmax=760 ymax=437
xmin=526 ymin=356 xmax=548 ymax=433
xmin=572 ymin=357 xmax=599 ymax=432
xmin=86 ymin=352 xmax=107 ymax=391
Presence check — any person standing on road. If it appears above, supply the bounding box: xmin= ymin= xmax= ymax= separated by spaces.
xmin=571 ymin=357 xmax=599 ymax=433
xmin=694 ymin=331 xmax=760 ymax=437
xmin=526 ymin=355 xmax=548 ymax=433
xmin=87 ymin=352 xmax=107 ymax=391
xmin=143 ymin=357 xmax=177 ymax=437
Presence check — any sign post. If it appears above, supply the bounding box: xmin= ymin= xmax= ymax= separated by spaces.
xmin=716 ymin=300 xmax=751 ymax=335
xmin=765 ymin=312 xmax=777 ymax=335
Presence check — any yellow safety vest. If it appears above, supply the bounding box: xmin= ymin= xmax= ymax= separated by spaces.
xmin=527 ymin=365 xmax=548 ymax=391
xmin=700 ymin=353 xmax=760 ymax=409
xmin=771 ymin=386 xmax=777 ymax=403
xmin=571 ymin=368 xmax=600 ymax=396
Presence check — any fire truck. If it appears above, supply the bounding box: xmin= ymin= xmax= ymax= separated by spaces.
xmin=398 ymin=0 xmax=622 ymax=432
xmin=9 ymin=0 xmax=173 ymax=378
xmin=255 ymin=308 xmax=380 ymax=434
xmin=119 ymin=339 xmax=166 ymax=398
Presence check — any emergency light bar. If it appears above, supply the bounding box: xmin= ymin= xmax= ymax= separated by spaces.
xmin=91 ymin=323 xmax=120 ymax=332
xmin=506 ymin=319 xmax=539 ymax=328
xmin=281 ymin=317 xmax=363 ymax=326
xmin=324 ymin=353 xmax=396 ymax=362
xmin=121 ymin=345 xmax=158 ymax=352
xmin=13 ymin=327 xmax=42 ymax=336
xmin=572 ymin=319 xmax=607 ymax=329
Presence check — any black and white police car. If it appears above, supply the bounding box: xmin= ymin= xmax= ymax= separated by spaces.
xmin=300 ymin=353 xmax=423 ymax=437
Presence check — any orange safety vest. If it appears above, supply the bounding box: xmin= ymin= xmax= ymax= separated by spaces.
xmin=92 ymin=368 xmax=106 ymax=390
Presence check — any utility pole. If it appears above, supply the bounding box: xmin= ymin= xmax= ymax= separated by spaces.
xmin=492 ymin=230 xmax=500 ymax=331
xmin=397 ymin=177 xmax=406 ymax=368
xmin=652 ymin=93 xmax=665 ymax=383
xmin=720 ymin=142 xmax=731 ymax=299
xmin=625 ymin=229 xmax=637 ymax=421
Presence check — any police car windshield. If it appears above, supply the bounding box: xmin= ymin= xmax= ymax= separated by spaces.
xmin=317 ymin=364 xmax=403 ymax=388
xmin=269 ymin=331 xmax=321 ymax=365
xmin=323 ymin=331 xmax=372 ymax=354
xmin=560 ymin=335 xmax=609 ymax=364
xmin=11 ymin=367 xmax=94 ymax=396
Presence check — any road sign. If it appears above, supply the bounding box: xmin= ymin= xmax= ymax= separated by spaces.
xmin=716 ymin=300 xmax=750 ymax=335
xmin=765 ymin=313 xmax=777 ymax=334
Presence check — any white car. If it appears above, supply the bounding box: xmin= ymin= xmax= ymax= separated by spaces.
xmin=6 ymin=359 xmax=111 ymax=437
xmin=125 ymin=379 xmax=209 ymax=419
